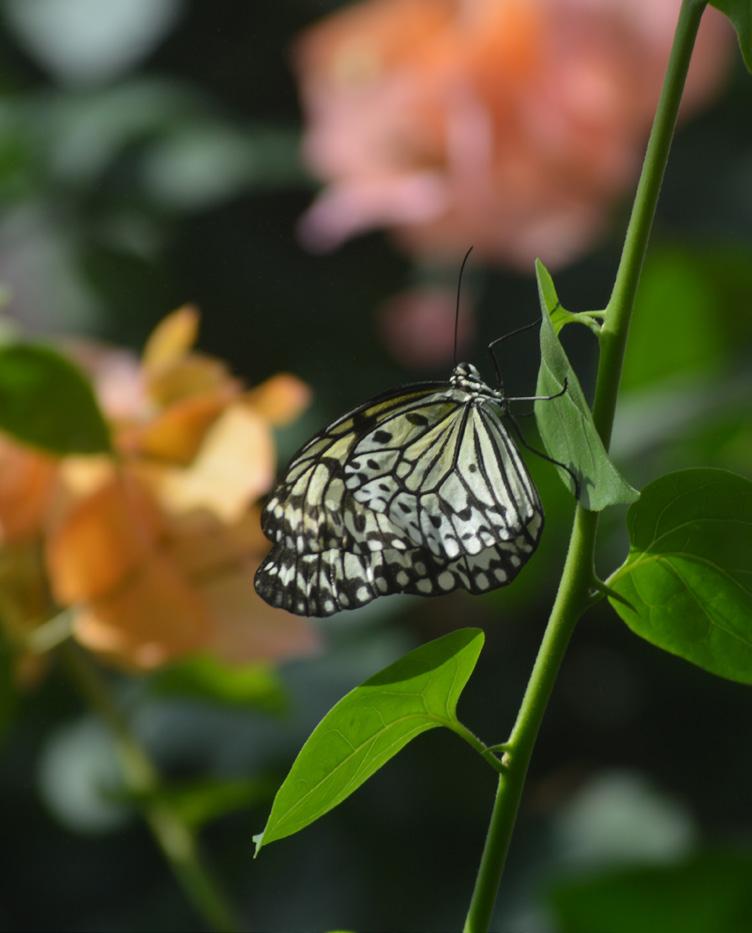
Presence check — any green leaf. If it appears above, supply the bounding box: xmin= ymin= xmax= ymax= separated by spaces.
xmin=148 ymin=656 xmax=287 ymax=714
xmin=534 ymin=265 xmax=601 ymax=336
xmin=0 ymin=343 xmax=111 ymax=454
xmin=533 ymin=260 xmax=639 ymax=511
xmin=140 ymin=123 xmax=305 ymax=209
xmin=621 ymin=246 xmax=727 ymax=394
xmin=607 ymin=468 xmax=752 ymax=684
xmin=254 ymin=628 xmax=484 ymax=854
xmin=125 ymin=777 xmax=276 ymax=829
xmin=711 ymin=1 xmax=752 ymax=72
xmin=549 ymin=850 xmax=752 ymax=933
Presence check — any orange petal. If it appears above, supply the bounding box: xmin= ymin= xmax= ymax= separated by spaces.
xmin=142 ymin=305 xmax=200 ymax=376
xmin=199 ymin=561 xmax=320 ymax=666
xmin=244 ymin=373 xmax=312 ymax=426
xmin=72 ymin=554 xmax=211 ymax=671
xmin=151 ymin=405 xmax=275 ymax=523
xmin=51 ymin=455 xmax=115 ymax=504
xmin=147 ymin=354 xmax=238 ymax=408
xmin=46 ymin=471 xmax=163 ymax=603
xmin=134 ymin=388 xmax=235 ymax=464
xmin=0 ymin=435 xmax=58 ymax=545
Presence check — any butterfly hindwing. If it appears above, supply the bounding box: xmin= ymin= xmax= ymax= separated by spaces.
xmin=255 ymin=529 xmax=541 ymax=618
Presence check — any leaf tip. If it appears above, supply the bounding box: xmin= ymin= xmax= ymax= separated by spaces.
xmin=252 ymin=829 xmax=265 ymax=858
xmin=534 ymin=258 xmax=552 ymax=293
xmin=453 ymin=626 xmax=485 ymax=656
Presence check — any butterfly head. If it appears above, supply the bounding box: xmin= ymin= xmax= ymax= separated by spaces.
xmin=450 ymin=362 xmax=502 ymax=401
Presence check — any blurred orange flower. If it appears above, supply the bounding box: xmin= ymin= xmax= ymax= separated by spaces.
xmin=0 ymin=436 xmax=57 ymax=546
xmin=295 ymin=0 xmax=731 ymax=269
xmin=0 ymin=307 xmax=318 ymax=671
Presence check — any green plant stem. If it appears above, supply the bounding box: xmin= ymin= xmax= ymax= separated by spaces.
xmin=462 ymin=510 xmax=593 ymax=933
xmin=450 ymin=721 xmax=505 ymax=774
xmin=594 ymin=0 xmax=709 ymax=446
xmin=463 ymin=2 xmax=707 ymax=930
xmin=60 ymin=644 xmax=240 ymax=933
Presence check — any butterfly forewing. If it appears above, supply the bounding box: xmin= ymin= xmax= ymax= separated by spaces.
xmin=345 ymin=400 xmax=542 ymax=560
xmin=260 ymin=385 xmax=442 ymax=554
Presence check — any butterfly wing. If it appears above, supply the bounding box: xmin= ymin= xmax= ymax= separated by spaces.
xmin=345 ymin=399 xmax=542 ymax=559
xmin=255 ymin=534 xmax=540 ymax=617
xmin=260 ymin=383 xmax=449 ymax=555
xmin=256 ymin=382 xmax=543 ymax=618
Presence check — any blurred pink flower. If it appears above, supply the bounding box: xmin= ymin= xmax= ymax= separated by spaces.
xmin=378 ymin=287 xmax=474 ymax=369
xmin=295 ymin=0 xmax=731 ymax=269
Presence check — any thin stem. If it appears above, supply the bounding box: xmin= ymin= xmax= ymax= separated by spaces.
xmin=26 ymin=608 xmax=75 ymax=653
xmin=463 ymin=509 xmax=594 ymax=933
xmin=450 ymin=721 xmax=506 ymax=774
xmin=463 ymin=2 xmax=707 ymax=930
xmin=60 ymin=644 xmax=240 ymax=933
xmin=594 ymin=0 xmax=708 ymax=446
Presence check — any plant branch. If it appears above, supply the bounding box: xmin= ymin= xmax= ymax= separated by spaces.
xmin=449 ymin=721 xmax=506 ymax=774
xmin=463 ymin=2 xmax=708 ymax=930
xmin=593 ymin=0 xmax=709 ymax=446
xmin=60 ymin=644 xmax=240 ymax=933
xmin=26 ymin=608 xmax=75 ymax=653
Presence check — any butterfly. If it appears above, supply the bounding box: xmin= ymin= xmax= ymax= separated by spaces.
xmin=254 ymin=350 xmax=569 ymax=617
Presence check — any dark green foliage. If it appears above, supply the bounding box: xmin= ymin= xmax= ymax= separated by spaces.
xmin=255 ymin=629 xmax=484 ymax=852
xmin=712 ymin=1 xmax=752 ymax=71
xmin=550 ymin=850 xmax=752 ymax=933
xmin=0 ymin=343 xmax=110 ymax=454
xmin=534 ymin=261 xmax=638 ymax=511
xmin=608 ymin=468 xmax=752 ymax=683
xmin=148 ymin=656 xmax=287 ymax=714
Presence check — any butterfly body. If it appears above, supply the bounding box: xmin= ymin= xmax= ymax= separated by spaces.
xmin=255 ymin=362 xmax=543 ymax=617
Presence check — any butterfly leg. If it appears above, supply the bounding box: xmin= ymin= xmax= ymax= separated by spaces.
xmin=504 ymin=408 xmax=580 ymax=499
xmin=506 ymin=377 xmax=569 ymax=404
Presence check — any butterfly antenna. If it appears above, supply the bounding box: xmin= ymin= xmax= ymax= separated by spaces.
xmin=454 ymin=246 xmax=473 ymax=367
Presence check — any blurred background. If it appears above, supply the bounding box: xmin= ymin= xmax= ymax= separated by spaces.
xmin=1 ymin=1 xmax=751 ymax=930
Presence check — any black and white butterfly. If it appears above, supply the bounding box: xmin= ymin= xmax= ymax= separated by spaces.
xmin=254 ymin=348 xmax=569 ymax=617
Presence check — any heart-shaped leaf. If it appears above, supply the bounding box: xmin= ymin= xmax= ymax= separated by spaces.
xmin=254 ymin=628 xmax=484 ymax=853
xmin=534 ymin=260 xmax=638 ymax=511
xmin=607 ymin=468 xmax=752 ymax=684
